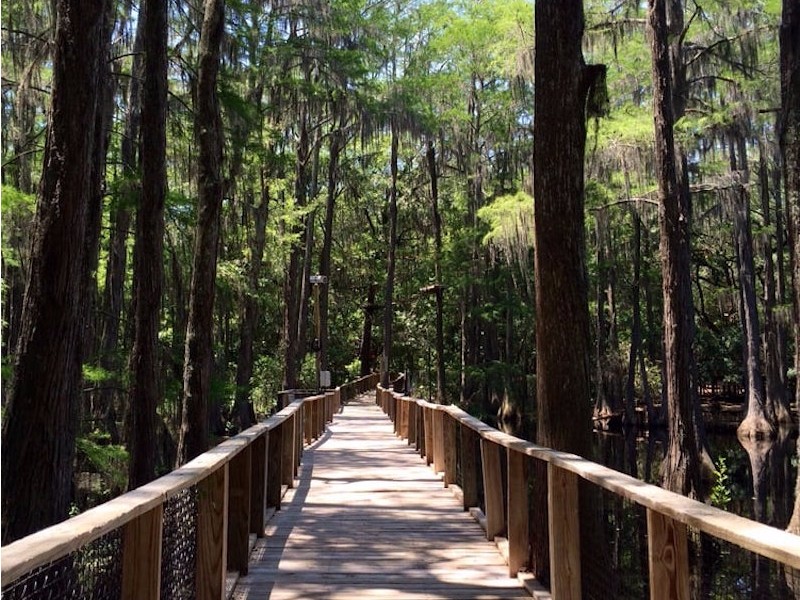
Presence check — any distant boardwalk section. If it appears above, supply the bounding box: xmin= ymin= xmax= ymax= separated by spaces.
xmin=233 ymin=392 xmax=528 ymax=599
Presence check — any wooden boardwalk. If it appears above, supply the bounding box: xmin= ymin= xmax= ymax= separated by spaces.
xmin=232 ymin=393 xmax=530 ymax=599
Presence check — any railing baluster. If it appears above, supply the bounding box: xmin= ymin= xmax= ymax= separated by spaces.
xmin=196 ymin=465 xmax=228 ymax=600
xmin=227 ymin=447 xmax=252 ymax=575
xmin=481 ymin=438 xmax=505 ymax=541
xmin=548 ymin=463 xmax=580 ymax=600
xmin=250 ymin=433 xmax=267 ymax=536
xmin=267 ymin=428 xmax=283 ymax=510
xmin=432 ymin=409 xmax=444 ymax=475
xmin=443 ymin=413 xmax=457 ymax=487
xmin=460 ymin=424 xmax=479 ymax=510
xmin=507 ymin=448 xmax=529 ymax=577
xmin=282 ymin=415 xmax=295 ymax=488
xmin=647 ymin=508 xmax=690 ymax=600
xmin=423 ymin=406 xmax=434 ymax=466
xmin=122 ymin=504 xmax=163 ymax=599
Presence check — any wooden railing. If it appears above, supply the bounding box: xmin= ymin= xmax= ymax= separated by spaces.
xmin=0 ymin=373 xmax=378 ymax=599
xmin=376 ymin=385 xmax=800 ymax=599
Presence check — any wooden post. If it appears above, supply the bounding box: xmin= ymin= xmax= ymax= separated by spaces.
xmin=432 ymin=409 xmax=445 ymax=475
xmin=196 ymin=465 xmax=228 ymax=600
xmin=122 ymin=504 xmax=163 ymax=600
xmin=227 ymin=447 xmax=251 ymax=575
xmin=481 ymin=438 xmax=505 ymax=541
xmin=282 ymin=416 xmax=295 ymax=488
xmin=647 ymin=509 xmax=690 ymax=600
xmin=250 ymin=433 xmax=267 ymax=536
xmin=267 ymin=429 xmax=283 ymax=509
xmin=548 ymin=463 xmax=580 ymax=599
xmin=423 ymin=407 xmax=434 ymax=466
xmin=304 ymin=401 xmax=314 ymax=443
xmin=460 ymin=425 xmax=479 ymax=510
xmin=507 ymin=448 xmax=530 ymax=577
xmin=443 ymin=413 xmax=457 ymax=487
xmin=407 ymin=401 xmax=417 ymax=448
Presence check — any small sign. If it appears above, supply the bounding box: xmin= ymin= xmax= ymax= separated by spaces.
xmin=320 ymin=370 xmax=331 ymax=387
xmin=310 ymin=275 xmax=328 ymax=285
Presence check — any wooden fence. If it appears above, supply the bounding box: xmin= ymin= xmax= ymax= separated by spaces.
xmin=0 ymin=374 xmax=378 ymax=599
xmin=376 ymin=385 xmax=800 ymax=600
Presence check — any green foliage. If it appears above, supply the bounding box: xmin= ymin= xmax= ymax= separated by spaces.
xmin=710 ymin=456 xmax=732 ymax=509
xmin=75 ymin=432 xmax=128 ymax=495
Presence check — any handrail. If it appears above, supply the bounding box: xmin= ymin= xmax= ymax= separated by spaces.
xmin=0 ymin=373 xmax=379 ymax=597
xmin=376 ymin=384 xmax=800 ymax=599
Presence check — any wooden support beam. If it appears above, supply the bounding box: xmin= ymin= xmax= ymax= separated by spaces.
xmin=227 ymin=447 xmax=251 ymax=575
xmin=507 ymin=448 xmax=530 ymax=577
xmin=481 ymin=438 xmax=505 ymax=541
xmin=548 ymin=463 xmax=580 ymax=600
xmin=282 ymin=416 xmax=295 ymax=488
xmin=443 ymin=413 xmax=457 ymax=487
xmin=432 ymin=410 xmax=445 ymax=474
xmin=460 ymin=425 xmax=479 ymax=510
xmin=266 ymin=429 xmax=283 ymax=509
xmin=122 ymin=504 xmax=163 ymax=600
xmin=423 ymin=407 xmax=434 ymax=466
xmin=196 ymin=465 xmax=228 ymax=600
xmin=250 ymin=433 xmax=267 ymax=536
xmin=647 ymin=508 xmax=690 ymax=600
xmin=407 ymin=401 xmax=417 ymax=448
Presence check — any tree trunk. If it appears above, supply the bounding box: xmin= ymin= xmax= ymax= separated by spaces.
xmin=319 ymin=129 xmax=343 ymax=379
xmin=1 ymin=0 xmax=107 ymax=544
xmin=427 ymin=139 xmax=446 ymax=403
xmin=730 ymin=135 xmax=776 ymax=439
xmin=758 ymin=139 xmax=792 ymax=426
xmin=624 ymin=207 xmax=643 ymax=427
xmin=233 ymin=180 xmax=269 ymax=430
xmin=128 ymin=0 xmax=168 ymax=487
xmin=649 ymin=0 xmax=704 ymax=498
xmin=381 ymin=118 xmax=399 ymax=388
xmin=534 ymin=0 xmax=593 ymax=457
xmin=177 ymin=0 xmax=225 ymax=465
xmin=359 ymin=283 xmax=377 ymax=376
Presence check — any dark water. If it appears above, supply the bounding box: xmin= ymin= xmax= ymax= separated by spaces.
xmin=591 ymin=428 xmax=799 ymax=599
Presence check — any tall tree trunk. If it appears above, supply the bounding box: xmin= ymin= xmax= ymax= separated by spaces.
xmin=359 ymin=283 xmax=377 ymax=376
xmin=534 ymin=2 xmax=603 ymax=590
xmin=781 ymin=0 xmax=800 ymax=549
xmin=381 ymin=118 xmax=399 ymax=388
xmin=233 ymin=181 xmax=269 ymax=430
xmin=758 ymin=139 xmax=792 ymax=426
xmin=649 ymin=0 xmax=704 ymax=498
xmin=128 ymin=0 xmax=167 ymax=487
xmin=427 ymin=139 xmax=446 ymax=403
xmin=1 ymin=0 xmax=107 ymax=544
xmin=319 ymin=129 xmax=342 ymax=379
xmin=97 ymin=11 xmax=145 ymax=442
xmin=625 ymin=207 xmax=643 ymax=426
xmin=177 ymin=0 xmax=225 ymax=465
xmin=730 ymin=135 xmax=776 ymax=439
xmin=282 ymin=111 xmax=310 ymax=390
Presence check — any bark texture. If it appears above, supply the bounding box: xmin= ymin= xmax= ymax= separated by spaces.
xmin=177 ymin=0 xmax=225 ymax=464
xmin=1 ymin=0 xmax=107 ymax=544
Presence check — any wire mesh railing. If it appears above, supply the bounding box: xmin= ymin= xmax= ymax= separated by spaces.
xmin=1 ymin=373 xmax=379 ymax=600
xmin=376 ymin=384 xmax=800 ymax=599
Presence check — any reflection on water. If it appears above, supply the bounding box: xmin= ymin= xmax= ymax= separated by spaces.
xmin=591 ymin=428 xmax=799 ymax=599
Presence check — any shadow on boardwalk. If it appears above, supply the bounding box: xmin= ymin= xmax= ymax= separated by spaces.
xmin=232 ymin=393 xmax=528 ymax=600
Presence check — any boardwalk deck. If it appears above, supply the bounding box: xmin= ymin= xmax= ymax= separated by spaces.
xmin=232 ymin=393 xmax=530 ymax=600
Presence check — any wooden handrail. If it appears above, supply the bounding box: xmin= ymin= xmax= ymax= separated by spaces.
xmin=376 ymin=384 xmax=800 ymax=597
xmin=0 ymin=373 xmax=379 ymax=595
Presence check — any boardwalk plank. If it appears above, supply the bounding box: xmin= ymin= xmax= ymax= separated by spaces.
xmin=233 ymin=393 xmax=530 ymax=599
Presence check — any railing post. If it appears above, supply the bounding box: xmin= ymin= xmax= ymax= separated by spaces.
xmin=407 ymin=401 xmax=417 ymax=447
xmin=507 ymin=448 xmax=530 ymax=577
xmin=443 ymin=413 xmax=457 ymax=487
xmin=282 ymin=415 xmax=295 ymax=488
xmin=267 ymin=429 xmax=283 ymax=509
xmin=196 ymin=465 xmax=228 ymax=600
xmin=304 ymin=401 xmax=314 ymax=443
xmin=250 ymin=433 xmax=267 ymax=536
xmin=480 ymin=438 xmax=505 ymax=541
xmin=460 ymin=425 xmax=479 ymax=510
xmin=432 ymin=409 xmax=445 ymax=475
xmin=227 ymin=447 xmax=252 ymax=575
xmin=548 ymin=463 xmax=581 ymax=599
xmin=423 ymin=406 xmax=434 ymax=466
xmin=122 ymin=504 xmax=163 ymax=599
xmin=647 ymin=509 xmax=690 ymax=600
